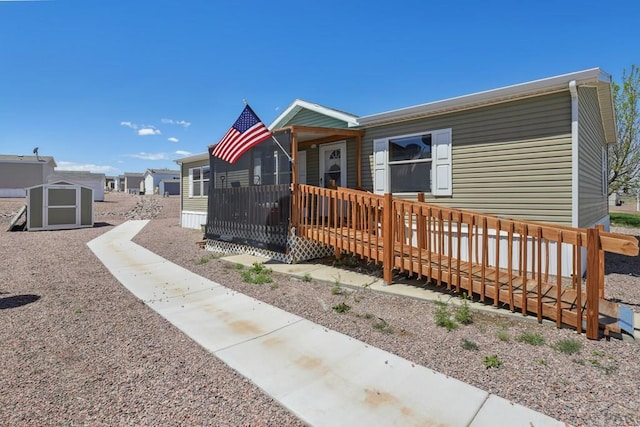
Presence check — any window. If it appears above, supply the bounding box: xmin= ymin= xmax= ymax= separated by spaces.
xmin=189 ymin=165 xmax=210 ymax=197
xmin=373 ymin=128 xmax=452 ymax=196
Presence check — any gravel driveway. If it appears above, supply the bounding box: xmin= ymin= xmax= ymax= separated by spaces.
xmin=1 ymin=192 xmax=639 ymax=426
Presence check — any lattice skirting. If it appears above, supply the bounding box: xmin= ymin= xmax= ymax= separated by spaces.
xmin=205 ymin=229 xmax=333 ymax=264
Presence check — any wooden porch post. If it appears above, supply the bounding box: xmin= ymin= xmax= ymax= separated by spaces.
xmin=290 ymin=131 xmax=299 ymax=232
xmin=596 ymin=224 xmax=605 ymax=299
xmin=356 ymin=135 xmax=362 ymax=190
xmin=586 ymin=226 xmax=601 ymax=340
xmin=383 ymin=193 xmax=393 ymax=285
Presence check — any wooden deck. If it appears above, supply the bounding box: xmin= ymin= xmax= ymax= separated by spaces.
xmin=293 ymin=184 xmax=639 ymax=339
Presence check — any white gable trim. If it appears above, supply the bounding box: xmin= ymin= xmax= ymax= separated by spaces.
xmin=269 ymin=99 xmax=358 ymax=130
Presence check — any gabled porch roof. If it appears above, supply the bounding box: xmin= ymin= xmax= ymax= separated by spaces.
xmin=275 ymin=124 xmax=365 ymax=189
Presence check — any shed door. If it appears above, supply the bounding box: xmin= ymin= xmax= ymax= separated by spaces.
xmin=46 ymin=186 xmax=79 ymax=227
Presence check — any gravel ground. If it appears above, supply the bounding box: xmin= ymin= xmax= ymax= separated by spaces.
xmin=2 ymin=192 xmax=640 ymax=426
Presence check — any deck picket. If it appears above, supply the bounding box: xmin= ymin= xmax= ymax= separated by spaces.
xmin=295 ymin=184 xmax=638 ymax=338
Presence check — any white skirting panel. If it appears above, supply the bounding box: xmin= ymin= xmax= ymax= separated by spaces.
xmin=0 ymin=188 xmax=27 ymax=198
xmin=399 ymin=222 xmax=599 ymax=279
xmin=181 ymin=211 xmax=207 ymax=229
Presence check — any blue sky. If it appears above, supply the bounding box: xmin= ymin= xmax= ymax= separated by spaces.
xmin=1 ymin=0 xmax=638 ymax=176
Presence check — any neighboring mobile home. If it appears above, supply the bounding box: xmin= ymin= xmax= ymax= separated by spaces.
xmin=48 ymin=170 xmax=106 ymax=201
xmin=143 ymin=168 xmax=180 ymax=195
xmin=123 ymin=172 xmax=144 ymax=194
xmin=0 ymin=154 xmax=57 ymax=197
xmin=174 ymin=152 xmax=209 ymax=229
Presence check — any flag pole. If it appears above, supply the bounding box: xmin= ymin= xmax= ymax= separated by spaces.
xmin=244 ymin=99 xmax=292 ymax=163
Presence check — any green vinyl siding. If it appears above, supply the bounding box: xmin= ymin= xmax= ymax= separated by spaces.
xmin=303 ymin=138 xmax=359 ymax=188
xmin=362 ymin=91 xmax=574 ymax=224
xmin=81 ymin=187 xmax=93 ymax=225
xmin=29 ymin=186 xmax=43 ymax=229
xmin=286 ymin=109 xmax=351 ymax=128
xmin=578 ymin=86 xmax=608 ymax=227
xmin=181 ymin=158 xmax=209 ymax=213
xmin=48 ymin=207 xmax=76 ymax=225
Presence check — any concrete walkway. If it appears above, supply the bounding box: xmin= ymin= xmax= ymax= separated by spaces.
xmin=88 ymin=220 xmax=566 ymax=427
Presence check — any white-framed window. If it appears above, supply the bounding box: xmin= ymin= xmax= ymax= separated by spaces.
xmin=373 ymin=128 xmax=452 ymax=196
xmin=189 ymin=165 xmax=210 ymax=197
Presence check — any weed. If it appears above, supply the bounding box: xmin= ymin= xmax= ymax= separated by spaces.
xmin=535 ymin=358 xmax=548 ymax=366
xmin=516 ymin=332 xmax=545 ymax=346
xmin=270 ymin=282 xmax=279 ymax=290
xmin=483 ymin=354 xmax=503 ymax=369
xmin=301 ymin=272 xmax=312 ymax=282
xmin=74 ymin=307 xmax=84 ymax=314
xmin=332 ymin=302 xmax=351 ymax=313
xmin=587 ymin=350 xmax=619 ymax=375
xmin=241 ymin=263 xmax=272 ymax=284
xmin=434 ymin=301 xmax=458 ymax=331
xmin=461 ymin=338 xmax=478 ymax=351
xmin=551 ymin=338 xmax=583 ymax=355
xmin=454 ymin=293 xmax=473 ymax=325
xmin=497 ymin=329 xmax=510 ymax=342
xmin=196 ymin=255 xmax=212 ymax=265
xmin=331 ymin=282 xmax=345 ymax=295
xmin=373 ymin=318 xmax=393 ymax=333
xmin=235 ymin=263 xmax=245 ymax=270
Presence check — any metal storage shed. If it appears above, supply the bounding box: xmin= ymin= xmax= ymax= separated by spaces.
xmin=26 ymin=181 xmax=94 ymax=231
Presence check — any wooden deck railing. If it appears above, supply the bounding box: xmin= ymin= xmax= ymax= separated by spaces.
xmin=293 ymin=184 xmax=639 ymax=339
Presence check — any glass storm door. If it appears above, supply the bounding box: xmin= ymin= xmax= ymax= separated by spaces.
xmin=319 ymin=142 xmax=346 ymax=188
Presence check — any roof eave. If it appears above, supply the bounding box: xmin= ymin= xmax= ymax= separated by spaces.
xmin=357 ymin=68 xmax=609 ymax=128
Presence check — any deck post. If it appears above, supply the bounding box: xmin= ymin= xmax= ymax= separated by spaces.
xmin=383 ymin=193 xmax=393 ymax=285
xmin=586 ymin=227 xmax=601 ymax=340
xmin=596 ymin=224 xmax=605 ymax=299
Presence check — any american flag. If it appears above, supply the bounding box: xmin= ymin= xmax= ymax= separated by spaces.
xmin=211 ymin=105 xmax=272 ymax=164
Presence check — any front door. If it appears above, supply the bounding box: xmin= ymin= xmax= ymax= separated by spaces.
xmin=319 ymin=141 xmax=346 ymax=188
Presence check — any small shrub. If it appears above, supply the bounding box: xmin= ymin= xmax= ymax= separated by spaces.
xmin=241 ymin=263 xmax=272 ymax=284
xmin=454 ymin=293 xmax=473 ymax=325
xmin=196 ymin=255 xmax=212 ymax=265
xmin=517 ymin=332 xmax=545 ymax=346
xmin=331 ymin=282 xmax=345 ymax=295
xmin=434 ymin=301 xmax=458 ymax=331
xmin=551 ymin=338 xmax=583 ymax=355
xmin=461 ymin=338 xmax=478 ymax=351
xmin=497 ymin=329 xmax=510 ymax=342
xmin=483 ymin=355 xmax=503 ymax=369
xmin=535 ymin=358 xmax=548 ymax=366
xmin=373 ymin=319 xmax=393 ymax=333
xmin=332 ymin=302 xmax=351 ymax=313
xmin=301 ymin=272 xmax=312 ymax=282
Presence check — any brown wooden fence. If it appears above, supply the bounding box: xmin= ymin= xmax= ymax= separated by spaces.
xmin=293 ymin=184 xmax=639 ymax=339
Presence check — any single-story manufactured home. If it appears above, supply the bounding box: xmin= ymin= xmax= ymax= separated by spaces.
xmin=48 ymin=170 xmax=106 ymax=201
xmin=174 ymin=152 xmax=209 ymax=229
xmin=180 ymin=67 xmax=614 ymax=235
xmin=143 ymin=168 xmax=180 ymax=195
xmin=123 ymin=172 xmax=145 ymax=194
xmin=0 ymin=154 xmax=57 ymax=198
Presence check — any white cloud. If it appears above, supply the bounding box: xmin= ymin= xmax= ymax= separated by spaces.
xmin=161 ymin=118 xmax=191 ymax=128
xmin=57 ymin=161 xmax=120 ymax=174
xmin=175 ymin=150 xmax=192 ymax=156
xmin=120 ymin=121 xmax=138 ymax=130
xmin=127 ymin=152 xmax=168 ymax=160
xmin=137 ymin=127 xmax=161 ymax=136
xmin=168 ymin=137 xmax=179 ymax=143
